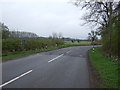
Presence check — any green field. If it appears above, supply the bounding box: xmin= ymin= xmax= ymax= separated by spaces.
xmin=89 ymin=47 xmax=119 ymax=88
xmin=65 ymin=41 xmax=91 ymax=45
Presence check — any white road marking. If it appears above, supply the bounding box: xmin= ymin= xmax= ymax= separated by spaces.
xmin=0 ymin=70 xmax=33 ymax=88
xmin=80 ymin=55 xmax=82 ymax=57
xmin=37 ymin=53 xmax=40 ymax=55
xmin=66 ymin=50 xmax=71 ymax=54
xmin=48 ymin=54 xmax=64 ymax=63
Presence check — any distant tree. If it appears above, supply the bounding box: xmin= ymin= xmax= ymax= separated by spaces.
xmin=77 ymin=40 xmax=80 ymax=43
xmin=88 ymin=30 xmax=98 ymax=42
xmin=51 ymin=32 xmax=64 ymax=46
xmin=0 ymin=23 xmax=10 ymax=39
xmin=58 ymin=33 xmax=63 ymax=39
xmin=48 ymin=35 xmax=52 ymax=39
xmin=51 ymin=32 xmax=63 ymax=39
xmin=71 ymin=40 xmax=74 ymax=43
xmin=9 ymin=31 xmax=38 ymax=38
xmin=62 ymin=37 xmax=65 ymax=40
xmin=52 ymin=32 xmax=58 ymax=38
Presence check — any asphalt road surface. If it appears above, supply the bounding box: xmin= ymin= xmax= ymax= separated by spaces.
xmin=2 ymin=46 xmax=93 ymax=88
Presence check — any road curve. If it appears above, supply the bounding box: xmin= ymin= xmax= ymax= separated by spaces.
xmin=2 ymin=46 xmax=92 ymax=88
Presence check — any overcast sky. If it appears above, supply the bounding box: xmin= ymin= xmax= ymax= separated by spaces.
xmin=0 ymin=0 xmax=92 ymax=39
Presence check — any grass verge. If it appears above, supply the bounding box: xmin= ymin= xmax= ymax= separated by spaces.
xmin=2 ymin=43 xmax=92 ymax=60
xmin=88 ymin=47 xmax=119 ymax=88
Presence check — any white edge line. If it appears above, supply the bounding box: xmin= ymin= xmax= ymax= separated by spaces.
xmin=0 ymin=70 xmax=33 ymax=88
xmin=48 ymin=54 xmax=64 ymax=63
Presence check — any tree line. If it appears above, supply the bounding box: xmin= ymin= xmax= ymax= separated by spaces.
xmin=75 ymin=1 xmax=120 ymax=59
xmin=0 ymin=23 xmax=64 ymax=54
xmin=0 ymin=23 xmax=39 ymax=39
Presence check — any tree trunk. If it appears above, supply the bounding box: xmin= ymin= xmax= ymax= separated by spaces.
xmin=109 ymin=2 xmax=113 ymax=58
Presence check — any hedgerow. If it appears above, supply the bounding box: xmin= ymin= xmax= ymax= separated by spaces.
xmin=2 ymin=38 xmax=64 ymax=54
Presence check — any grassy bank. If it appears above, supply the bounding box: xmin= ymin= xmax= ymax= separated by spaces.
xmin=88 ymin=47 xmax=119 ymax=88
xmin=2 ymin=43 xmax=92 ymax=60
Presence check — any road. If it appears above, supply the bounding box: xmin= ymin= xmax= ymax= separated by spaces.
xmin=2 ymin=46 xmax=92 ymax=88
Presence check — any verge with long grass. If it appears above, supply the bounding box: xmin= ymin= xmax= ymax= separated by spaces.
xmin=88 ymin=47 xmax=119 ymax=88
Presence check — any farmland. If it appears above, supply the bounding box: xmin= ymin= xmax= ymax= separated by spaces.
xmin=2 ymin=39 xmax=93 ymax=60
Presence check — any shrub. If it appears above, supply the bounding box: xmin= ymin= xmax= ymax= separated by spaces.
xmin=2 ymin=38 xmax=64 ymax=54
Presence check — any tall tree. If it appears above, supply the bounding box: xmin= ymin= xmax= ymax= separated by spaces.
xmin=0 ymin=23 xmax=10 ymax=39
xmin=74 ymin=0 xmax=119 ymax=58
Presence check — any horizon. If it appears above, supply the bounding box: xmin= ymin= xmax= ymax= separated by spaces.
xmin=1 ymin=0 xmax=93 ymax=39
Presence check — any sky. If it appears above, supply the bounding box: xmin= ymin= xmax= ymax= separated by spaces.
xmin=0 ymin=0 xmax=92 ymax=39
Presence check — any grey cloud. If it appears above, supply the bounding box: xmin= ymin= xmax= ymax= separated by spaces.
xmin=1 ymin=1 xmax=91 ymax=39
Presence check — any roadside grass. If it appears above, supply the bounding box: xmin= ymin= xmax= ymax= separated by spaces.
xmin=88 ymin=47 xmax=119 ymax=88
xmin=2 ymin=43 xmax=92 ymax=60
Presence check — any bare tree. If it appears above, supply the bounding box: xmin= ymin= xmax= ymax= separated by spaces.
xmin=88 ymin=30 xmax=98 ymax=42
xmin=52 ymin=32 xmax=58 ymax=38
xmin=74 ymin=0 xmax=119 ymax=57
xmin=58 ymin=33 xmax=63 ymax=39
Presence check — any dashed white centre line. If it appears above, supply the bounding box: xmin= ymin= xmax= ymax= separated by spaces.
xmin=48 ymin=54 xmax=64 ymax=63
xmin=0 ymin=70 xmax=33 ymax=88
xmin=66 ymin=50 xmax=71 ymax=54
xmin=80 ymin=55 xmax=82 ymax=57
